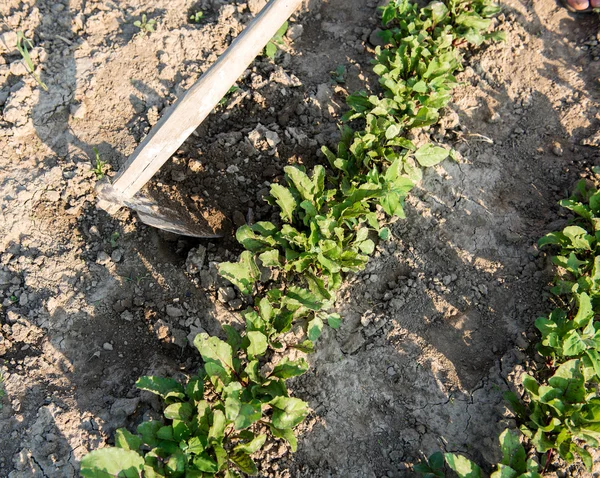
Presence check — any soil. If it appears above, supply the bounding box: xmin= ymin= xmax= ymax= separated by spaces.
xmin=0 ymin=0 xmax=599 ymax=477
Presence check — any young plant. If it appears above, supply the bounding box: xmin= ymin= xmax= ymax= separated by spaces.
xmin=110 ymin=231 xmax=120 ymax=248
xmin=190 ymin=11 xmax=205 ymax=23
xmin=134 ymin=14 xmax=157 ymax=34
xmin=330 ymin=65 xmax=346 ymax=84
xmin=92 ymin=147 xmax=106 ymax=179
xmin=16 ymin=31 xmax=48 ymax=91
xmin=264 ymin=22 xmax=288 ymax=59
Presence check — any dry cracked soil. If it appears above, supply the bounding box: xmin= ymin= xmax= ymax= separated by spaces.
xmin=1 ymin=0 xmax=600 ymax=476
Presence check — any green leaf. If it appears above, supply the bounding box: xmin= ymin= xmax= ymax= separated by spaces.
xmin=246 ymin=331 xmax=268 ymax=360
xmin=114 ymin=429 xmax=142 ymax=451
xmin=80 ymin=448 xmax=144 ymax=478
xmin=234 ymin=434 xmax=267 ymax=455
xmin=270 ymin=425 xmax=298 ymax=452
xmin=444 ymin=453 xmax=482 ymax=478
xmin=270 ymin=357 xmax=309 ymax=379
xmin=265 ymin=41 xmax=277 ymax=59
xmin=270 ymin=397 xmax=310 ymax=429
xmin=186 ymin=376 xmax=204 ymax=401
xmin=209 ymin=409 xmax=227 ymax=444
xmin=218 ymin=251 xmax=260 ymax=296
xmin=164 ymin=402 xmax=194 ymax=421
xmin=327 ymin=313 xmax=342 ymax=329
xmin=498 ymin=429 xmax=527 ymax=472
xmin=562 ymin=330 xmax=587 ymax=357
xmin=235 ymin=401 xmax=262 ymax=430
xmin=379 ymin=227 xmax=391 ymax=240
xmin=193 ymin=453 xmax=219 ymax=473
xmin=414 ymin=144 xmax=449 ymax=167
xmin=230 ymin=450 xmax=258 ymax=475
xmin=135 ymin=376 xmax=185 ymax=400
xmin=307 ymin=316 xmax=324 ymax=342
xmin=194 ymin=333 xmax=235 ymax=383
xmin=284 ymin=286 xmax=325 ymax=311
xmin=270 ymin=184 xmax=297 ymax=223
xmin=258 ymin=249 xmax=281 ymax=267
xmin=137 ymin=421 xmax=162 ymax=448
xmin=573 ymin=292 xmax=594 ymax=328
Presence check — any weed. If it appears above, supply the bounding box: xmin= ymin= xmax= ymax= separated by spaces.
xmin=9 ymin=295 xmax=17 ymax=303
xmin=92 ymin=147 xmax=106 ymax=179
xmin=110 ymin=232 xmax=120 ymax=248
xmin=134 ymin=14 xmax=156 ymax=34
xmin=264 ymin=21 xmax=288 ymax=59
xmin=16 ymin=31 xmax=48 ymax=91
xmin=331 ymin=65 xmax=346 ymax=84
xmin=190 ymin=11 xmax=205 ymax=23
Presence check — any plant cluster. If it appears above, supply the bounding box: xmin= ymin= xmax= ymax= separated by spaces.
xmin=81 ymin=1 xmax=502 ymax=476
xmin=416 ymin=430 xmax=542 ymax=478
xmin=416 ymin=180 xmax=600 ymax=477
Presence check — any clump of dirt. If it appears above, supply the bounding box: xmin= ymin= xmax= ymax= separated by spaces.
xmin=0 ymin=0 xmax=599 ymax=477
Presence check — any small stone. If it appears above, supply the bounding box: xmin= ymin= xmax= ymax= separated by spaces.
xmin=0 ymin=31 xmax=18 ymax=55
xmin=102 ymin=342 xmax=113 ymax=351
xmin=120 ymin=310 xmax=134 ymax=322
xmin=96 ymin=251 xmax=111 ymax=265
xmin=171 ymin=170 xmax=186 ymax=182
xmin=9 ymin=60 xmax=28 ymax=77
xmin=286 ymin=24 xmax=304 ymax=41
xmin=18 ymin=293 xmax=28 ymax=306
xmin=369 ymin=28 xmax=386 ymax=47
xmin=264 ymin=130 xmax=280 ymax=147
xmin=387 ymin=366 xmax=396 ymax=376
xmin=45 ymin=190 xmax=61 ymax=202
xmin=232 ymin=211 xmax=246 ymax=228
xmin=228 ymin=299 xmax=243 ymax=310
xmin=111 ymin=249 xmax=123 ymax=263
xmin=551 ymin=142 xmax=563 ymax=157
xmin=166 ymin=305 xmax=184 ymax=318
xmin=218 ymin=287 xmax=236 ymax=303
xmin=514 ymin=127 xmax=525 ymax=135
xmin=247 ymin=0 xmax=267 ymax=14
xmin=110 ymin=397 xmax=139 ymax=420
xmin=226 ymin=165 xmax=239 ymax=174
xmin=186 ymin=246 xmax=207 ymax=274
xmin=487 ymin=112 xmax=501 ymax=123
xmin=70 ymin=103 xmax=87 ymax=119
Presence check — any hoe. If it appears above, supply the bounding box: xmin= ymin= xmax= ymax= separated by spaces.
xmin=96 ymin=0 xmax=305 ymax=237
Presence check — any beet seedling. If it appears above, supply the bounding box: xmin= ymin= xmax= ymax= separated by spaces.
xmin=134 ymin=14 xmax=156 ymax=34
xmin=190 ymin=11 xmax=205 ymax=23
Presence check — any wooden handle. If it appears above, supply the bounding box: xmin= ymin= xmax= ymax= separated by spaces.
xmin=101 ymin=0 xmax=304 ymax=206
